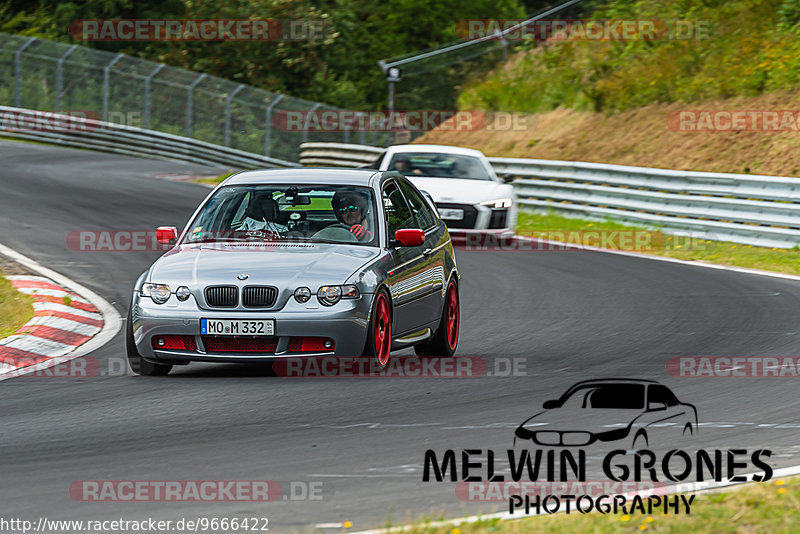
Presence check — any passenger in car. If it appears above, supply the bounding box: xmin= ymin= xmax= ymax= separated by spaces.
xmin=240 ymin=191 xmax=289 ymax=234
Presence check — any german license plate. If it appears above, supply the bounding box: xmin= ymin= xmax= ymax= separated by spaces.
xmin=200 ymin=318 xmax=275 ymax=336
xmin=438 ymin=208 xmax=464 ymax=221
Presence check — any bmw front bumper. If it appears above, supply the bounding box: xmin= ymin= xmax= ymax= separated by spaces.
xmin=132 ymin=292 xmax=374 ymax=363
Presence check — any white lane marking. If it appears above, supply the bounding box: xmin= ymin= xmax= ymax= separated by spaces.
xmin=33 ymin=301 xmax=103 ymax=320
xmin=347 ymin=464 xmax=800 ymax=534
xmin=23 ymin=315 xmax=101 ymax=336
xmin=0 ymin=242 xmax=121 ymax=381
xmin=515 ymin=234 xmax=800 ymax=283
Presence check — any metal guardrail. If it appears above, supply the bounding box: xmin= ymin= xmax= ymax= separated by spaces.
xmin=299 ymin=142 xmax=385 ymax=167
xmin=1 ymin=107 xmax=298 ymax=169
xmin=299 ymin=142 xmax=800 ymax=248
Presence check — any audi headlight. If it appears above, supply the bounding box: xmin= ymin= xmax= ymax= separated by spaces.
xmin=142 ymin=283 xmax=171 ymax=304
xmin=317 ymin=285 xmax=359 ymax=306
xmin=480 ymin=198 xmax=513 ymax=209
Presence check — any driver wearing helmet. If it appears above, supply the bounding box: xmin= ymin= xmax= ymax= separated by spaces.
xmin=331 ymin=190 xmax=373 ymax=241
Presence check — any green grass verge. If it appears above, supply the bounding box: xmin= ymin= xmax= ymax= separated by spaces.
xmin=402 ymin=477 xmax=798 ymax=534
xmin=193 ymin=170 xmax=240 ymax=185
xmin=515 ymin=211 xmax=800 ymax=275
xmin=0 ymin=269 xmax=34 ymax=338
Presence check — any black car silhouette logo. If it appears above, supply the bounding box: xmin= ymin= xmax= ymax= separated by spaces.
xmin=514 ymin=379 xmax=698 ymax=448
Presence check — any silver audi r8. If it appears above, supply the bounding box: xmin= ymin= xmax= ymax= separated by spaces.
xmin=127 ymin=168 xmax=460 ymax=375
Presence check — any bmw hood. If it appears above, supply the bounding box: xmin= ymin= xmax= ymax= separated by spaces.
xmin=148 ymin=242 xmax=379 ymax=289
xmin=407 ymin=177 xmax=514 ymax=205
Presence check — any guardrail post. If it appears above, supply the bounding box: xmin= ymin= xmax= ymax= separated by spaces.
xmin=143 ymin=63 xmax=165 ymax=130
xmin=102 ymin=53 xmax=124 ymax=122
xmin=55 ymin=45 xmax=77 ymax=112
xmin=13 ymin=37 xmax=36 ymax=108
xmin=185 ymin=73 xmax=208 ymax=138
xmin=223 ymin=84 xmax=246 ymax=147
xmin=264 ymin=94 xmax=284 ymax=157
xmin=301 ymin=103 xmax=321 ymax=145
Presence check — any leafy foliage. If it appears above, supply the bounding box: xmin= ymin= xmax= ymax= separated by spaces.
xmin=1 ymin=0 xmax=525 ymax=109
xmin=460 ymin=0 xmax=800 ymax=114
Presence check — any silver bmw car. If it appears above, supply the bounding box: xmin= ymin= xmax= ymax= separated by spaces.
xmin=127 ymin=168 xmax=460 ymax=375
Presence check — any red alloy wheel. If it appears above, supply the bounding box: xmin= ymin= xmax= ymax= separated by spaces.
xmin=445 ymin=283 xmax=459 ymax=351
xmin=374 ymin=293 xmax=392 ymax=365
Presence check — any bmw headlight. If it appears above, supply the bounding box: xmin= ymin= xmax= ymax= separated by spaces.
xmin=175 ymin=286 xmax=191 ymax=301
xmin=294 ymin=287 xmax=312 ymax=303
xmin=317 ymin=285 xmax=359 ymax=306
xmin=142 ymin=283 xmax=171 ymax=304
xmin=480 ymin=198 xmax=513 ymax=209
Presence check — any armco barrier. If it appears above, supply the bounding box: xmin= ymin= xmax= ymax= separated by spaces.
xmin=299 ymin=142 xmax=385 ymax=167
xmin=1 ymin=106 xmax=298 ymax=169
xmin=299 ymin=142 xmax=800 ymax=248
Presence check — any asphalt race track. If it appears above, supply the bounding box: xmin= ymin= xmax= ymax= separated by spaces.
xmin=1 ymin=140 xmax=799 ymax=531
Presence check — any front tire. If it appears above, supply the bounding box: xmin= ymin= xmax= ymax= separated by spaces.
xmin=414 ymin=280 xmax=459 ymax=357
xmin=126 ymin=308 xmax=172 ymax=376
xmin=362 ymin=289 xmax=392 ymax=366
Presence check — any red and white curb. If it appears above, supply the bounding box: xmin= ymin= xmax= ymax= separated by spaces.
xmin=0 ymin=243 xmax=120 ymax=380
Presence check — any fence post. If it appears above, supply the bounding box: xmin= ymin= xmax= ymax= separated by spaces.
xmin=143 ymin=63 xmax=165 ymax=130
xmin=55 ymin=45 xmax=77 ymax=112
xmin=264 ymin=94 xmax=284 ymax=157
xmin=301 ymin=103 xmax=321 ymax=145
xmin=13 ymin=37 xmax=36 ymax=108
xmin=102 ymin=53 xmax=124 ymax=122
xmin=185 ymin=73 xmax=207 ymax=138
xmin=223 ymin=84 xmax=246 ymax=147
xmin=359 ymin=113 xmax=366 ymax=145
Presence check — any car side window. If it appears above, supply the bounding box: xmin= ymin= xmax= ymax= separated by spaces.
xmin=397 ymin=180 xmax=436 ymax=230
xmin=382 ymin=182 xmax=415 ymax=237
xmin=648 ymin=385 xmax=679 ymax=406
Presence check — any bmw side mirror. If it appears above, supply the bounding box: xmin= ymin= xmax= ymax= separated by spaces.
xmin=502 ymin=174 xmax=515 ymax=184
xmin=393 ymin=229 xmax=425 ymax=247
xmin=542 ymin=400 xmax=560 ymax=409
xmin=156 ymin=226 xmax=178 ymax=245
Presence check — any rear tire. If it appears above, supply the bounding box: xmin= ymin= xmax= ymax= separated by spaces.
xmin=414 ymin=280 xmax=459 ymax=357
xmin=126 ymin=308 xmax=172 ymax=376
xmin=362 ymin=289 xmax=392 ymax=366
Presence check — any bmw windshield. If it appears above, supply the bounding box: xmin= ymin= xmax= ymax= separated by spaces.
xmin=183 ymin=184 xmax=379 ymax=246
